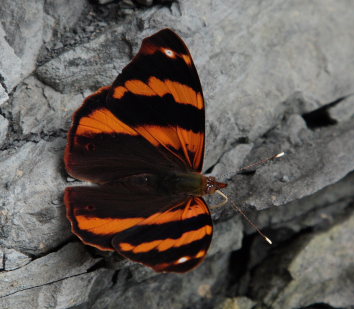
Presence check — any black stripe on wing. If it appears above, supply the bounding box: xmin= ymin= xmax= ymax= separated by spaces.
xmin=108 ymin=91 xmax=204 ymax=132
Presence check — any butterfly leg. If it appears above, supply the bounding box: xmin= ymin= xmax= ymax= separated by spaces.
xmin=209 ymin=190 xmax=228 ymax=209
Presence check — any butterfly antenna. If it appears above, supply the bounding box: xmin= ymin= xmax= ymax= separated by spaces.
xmin=230 ymin=199 xmax=272 ymax=245
xmin=236 ymin=152 xmax=284 ymax=175
xmin=214 ymin=190 xmax=272 ymax=244
xmin=218 ymin=151 xmax=285 ymax=180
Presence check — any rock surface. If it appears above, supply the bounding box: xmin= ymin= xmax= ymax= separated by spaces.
xmin=250 ymin=212 xmax=354 ymax=309
xmin=0 ymin=0 xmax=353 ymax=308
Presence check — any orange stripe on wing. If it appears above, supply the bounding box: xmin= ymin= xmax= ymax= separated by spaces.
xmin=136 ymin=198 xmax=208 ymax=226
xmin=195 ymin=249 xmax=207 ymax=259
xmin=148 ymin=76 xmax=170 ymax=97
xmin=164 ymin=80 xmax=200 ymax=107
xmin=134 ymin=125 xmax=203 ymax=168
xmin=125 ymin=80 xmax=156 ymax=96
xmin=176 ymin=127 xmax=204 ymax=169
xmin=75 ymin=216 xmax=144 ymax=235
xmin=75 ymin=201 xmax=184 ymax=236
xmin=118 ymin=225 xmax=212 ymax=253
xmin=149 ymin=78 xmax=203 ymax=109
xmin=113 ymin=77 xmax=203 ymax=110
xmin=113 ymin=86 xmax=127 ymax=99
xmin=136 ymin=125 xmax=181 ymax=152
xmin=182 ymin=54 xmax=192 ymax=66
xmin=76 ymin=108 xmax=138 ymax=136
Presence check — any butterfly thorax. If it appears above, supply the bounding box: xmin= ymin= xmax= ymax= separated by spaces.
xmin=123 ymin=172 xmax=227 ymax=197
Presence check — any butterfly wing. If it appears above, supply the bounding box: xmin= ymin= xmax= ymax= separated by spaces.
xmin=65 ymin=29 xmax=205 ymax=184
xmin=65 ymin=185 xmax=212 ymax=273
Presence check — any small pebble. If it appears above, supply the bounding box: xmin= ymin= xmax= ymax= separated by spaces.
xmin=280 ymin=175 xmax=290 ymax=183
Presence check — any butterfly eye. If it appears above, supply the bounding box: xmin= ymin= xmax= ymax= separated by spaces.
xmin=163 ymin=49 xmax=175 ymax=58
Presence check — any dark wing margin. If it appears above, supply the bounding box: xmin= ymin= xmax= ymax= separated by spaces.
xmin=65 ymin=185 xmax=212 ymax=273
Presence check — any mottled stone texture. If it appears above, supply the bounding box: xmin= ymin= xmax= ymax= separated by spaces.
xmin=0 ymin=0 xmax=353 ymax=308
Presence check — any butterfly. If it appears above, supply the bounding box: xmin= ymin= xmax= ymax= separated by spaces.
xmin=64 ymin=29 xmax=227 ymax=273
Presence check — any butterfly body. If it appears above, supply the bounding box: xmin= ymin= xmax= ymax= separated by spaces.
xmin=112 ymin=172 xmax=226 ymax=196
xmin=64 ymin=29 xmax=226 ymax=273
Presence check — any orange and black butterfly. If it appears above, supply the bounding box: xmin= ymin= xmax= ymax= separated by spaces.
xmin=64 ymin=29 xmax=227 ymax=273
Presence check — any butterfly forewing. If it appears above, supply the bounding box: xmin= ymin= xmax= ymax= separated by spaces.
xmin=65 ymin=29 xmax=205 ymax=182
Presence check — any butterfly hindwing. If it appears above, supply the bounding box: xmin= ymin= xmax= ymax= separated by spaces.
xmin=65 ymin=185 xmax=212 ymax=272
xmin=65 ymin=29 xmax=205 ymax=185
xmin=65 ymin=184 xmax=188 ymax=251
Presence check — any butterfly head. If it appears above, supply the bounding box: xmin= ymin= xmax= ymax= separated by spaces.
xmin=202 ymin=176 xmax=227 ymax=195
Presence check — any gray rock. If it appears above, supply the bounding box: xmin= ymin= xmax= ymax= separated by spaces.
xmin=0 ymin=242 xmax=100 ymax=298
xmin=250 ymin=212 xmax=354 ymax=309
xmin=229 ymin=119 xmax=354 ymax=210
xmin=215 ymin=297 xmax=256 ymax=309
xmin=0 ymin=25 xmax=23 ymax=93
xmin=0 ymin=139 xmax=71 ymax=255
xmin=93 ymin=252 xmax=231 ymax=309
xmin=0 ymin=243 xmax=114 ymax=309
xmin=208 ymin=216 xmax=243 ymax=256
xmin=252 ymin=171 xmax=354 ymax=235
xmin=11 ymin=76 xmax=84 ymax=135
xmin=0 ymin=270 xmax=112 ymax=309
xmin=44 ymin=0 xmax=88 ymax=32
xmin=0 ymin=0 xmax=44 ymax=91
xmin=36 ymin=26 xmax=131 ymax=93
xmin=3 ymin=248 xmax=32 ymax=270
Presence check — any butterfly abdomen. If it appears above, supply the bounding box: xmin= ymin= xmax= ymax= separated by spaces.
xmin=120 ymin=172 xmax=204 ymax=196
xmin=120 ymin=172 xmax=227 ymax=197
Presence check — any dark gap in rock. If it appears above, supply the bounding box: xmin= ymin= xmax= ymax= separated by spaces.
xmin=226 ymin=227 xmax=313 ymax=298
xmin=237 ymin=170 xmax=256 ymax=176
xmin=227 ymin=234 xmax=253 ymax=294
xmin=236 ymin=136 xmax=249 ymax=144
xmin=111 ymin=269 xmax=120 ymax=285
xmin=85 ymin=244 xmax=113 ymax=259
xmin=133 ymin=0 xmax=175 ymax=9
xmin=31 ymin=237 xmax=77 ymax=259
xmin=0 ymin=74 xmax=8 ymax=93
xmin=267 ymin=226 xmax=314 ymax=250
xmin=205 ymin=164 xmax=215 ymax=174
xmin=0 ymin=107 xmax=6 ymax=119
xmin=300 ymin=303 xmax=343 ymax=309
xmin=302 ymin=107 xmax=337 ymax=129
xmin=87 ymin=259 xmax=107 ymax=272
xmin=301 ymin=96 xmax=349 ymax=129
xmin=1 ymin=128 xmax=68 ymax=151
